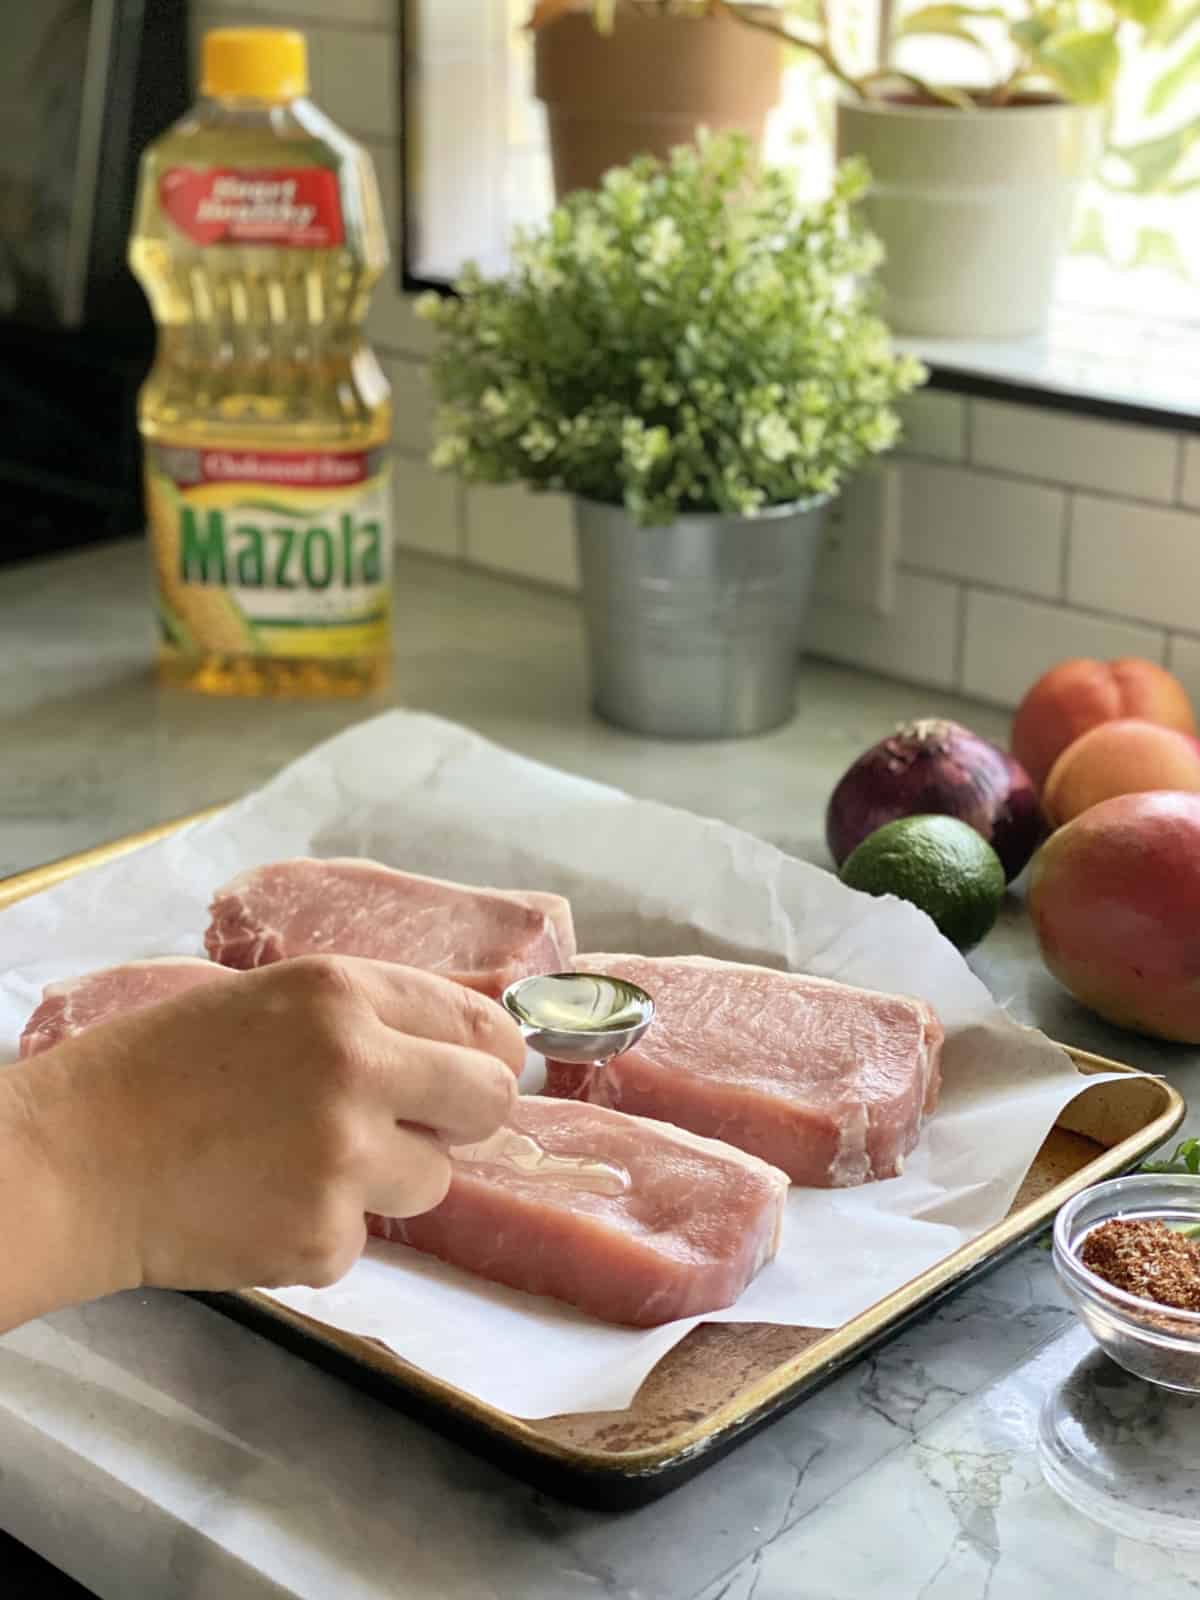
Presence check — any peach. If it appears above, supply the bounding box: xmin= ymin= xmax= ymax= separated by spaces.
xmin=1041 ymin=718 xmax=1200 ymax=828
xmin=1028 ymin=791 xmax=1200 ymax=1042
xmin=1011 ymin=657 xmax=1195 ymax=792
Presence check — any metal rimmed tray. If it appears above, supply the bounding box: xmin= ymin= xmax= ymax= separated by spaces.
xmin=0 ymin=817 xmax=1186 ymax=1510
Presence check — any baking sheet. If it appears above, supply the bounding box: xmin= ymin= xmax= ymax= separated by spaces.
xmin=0 ymin=711 xmax=1127 ymax=1419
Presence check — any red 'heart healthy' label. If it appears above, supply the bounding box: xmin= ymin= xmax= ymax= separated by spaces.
xmin=159 ymin=167 xmax=344 ymax=247
xmin=146 ymin=444 xmax=392 ymax=662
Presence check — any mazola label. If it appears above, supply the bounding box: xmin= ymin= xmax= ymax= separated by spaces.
xmin=146 ymin=445 xmax=392 ymax=661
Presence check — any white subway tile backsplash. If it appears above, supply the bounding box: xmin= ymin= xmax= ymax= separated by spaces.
xmin=384 ymin=357 xmax=434 ymax=454
xmin=961 ymin=589 xmax=1166 ymax=709
xmin=972 ymin=400 xmax=1179 ymax=503
xmin=464 ymin=485 xmax=580 ymax=592
xmin=192 ymin=0 xmax=259 ymax=14
xmin=364 ymin=139 xmax=400 ymax=244
xmin=896 ymin=391 xmax=966 ymax=462
xmin=311 ymin=24 xmax=398 ymax=138
xmin=805 ymin=573 xmax=960 ymax=690
xmin=816 ymin=467 xmax=898 ymax=617
xmin=391 ymin=453 xmax=461 ymax=559
xmin=899 ymin=462 xmax=1064 ymax=598
xmin=253 ymin=0 xmax=399 ymax=25
xmin=368 ymin=278 xmax=439 ymax=358
xmin=1068 ymin=494 xmax=1200 ymax=632
xmin=1182 ymin=439 xmax=1200 ymax=510
xmin=189 ymin=8 xmax=210 ymax=76
xmin=1167 ymin=635 xmax=1200 ymax=707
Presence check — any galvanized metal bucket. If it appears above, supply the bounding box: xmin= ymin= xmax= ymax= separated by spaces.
xmin=574 ymin=495 xmax=830 ymax=740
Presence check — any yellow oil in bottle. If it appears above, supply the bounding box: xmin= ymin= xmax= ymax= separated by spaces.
xmin=129 ymin=28 xmax=392 ymax=697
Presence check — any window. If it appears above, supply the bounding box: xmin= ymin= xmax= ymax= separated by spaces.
xmin=403 ymin=3 xmax=1199 ymax=332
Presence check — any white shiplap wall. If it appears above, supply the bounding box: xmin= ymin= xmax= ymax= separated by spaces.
xmin=188 ymin=1 xmax=1200 ymax=711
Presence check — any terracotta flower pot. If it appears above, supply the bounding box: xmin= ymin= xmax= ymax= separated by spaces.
xmin=535 ymin=6 xmax=784 ymax=198
xmin=836 ymin=97 xmax=1102 ymax=338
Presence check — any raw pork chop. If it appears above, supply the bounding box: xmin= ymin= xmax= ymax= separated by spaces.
xmin=20 ymin=958 xmax=231 ymax=1058
xmin=367 ymin=1095 xmax=789 ymax=1327
xmin=205 ymin=858 xmax=575 ymax=1000
xmin=544 ymin=954 xmax=943 ymax=1188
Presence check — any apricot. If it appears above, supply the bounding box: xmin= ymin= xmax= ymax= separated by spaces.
xmin=1041 ymin=718 xmax=1200 ymax=828
xmin=1028 ymin=791 xmax=1200 ymax=1042
xmin=1011 ymin=657 xmax=1195 ymax=792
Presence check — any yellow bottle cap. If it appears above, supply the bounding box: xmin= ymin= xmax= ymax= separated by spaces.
xmin=201 ymin=28 xmax=309 ymax=102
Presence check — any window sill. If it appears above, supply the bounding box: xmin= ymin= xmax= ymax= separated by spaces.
xmin=903 ymin=296 xmax=1200 ymax=434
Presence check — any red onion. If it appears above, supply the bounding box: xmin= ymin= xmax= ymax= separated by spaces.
xmin=826 ymin=718 xmax=1044 ymax=883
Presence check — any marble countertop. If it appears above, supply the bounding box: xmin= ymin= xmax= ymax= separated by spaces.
xmin=2 ymin=540 xmax=1198 ymax=1599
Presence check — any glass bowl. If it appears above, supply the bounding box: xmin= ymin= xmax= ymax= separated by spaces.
xmin=1053 ymin=1173 xmax=1200 ymax=1394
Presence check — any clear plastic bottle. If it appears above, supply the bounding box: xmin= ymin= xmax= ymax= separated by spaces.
xmin=129 ymin=27 xmax=392 ymax=697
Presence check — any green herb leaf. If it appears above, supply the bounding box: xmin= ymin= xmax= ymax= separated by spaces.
xmin=1143 ymin=1136 xmax=1200 ymax=1174
xmin=1071 ymin=205 xmax=1109 ymax=256
xmin=1033 ymin=27 xmax=1121 ymax=103
xmin=895 ymin=2 xmax=1000 ymax=40
xmin=1151 ymin=0 xmax=1200 ymax=45
xmin=1146 ymin=38 xmax=1200 ymax=116
xmin=1111 ymin=0 xmax=1170 ymax=26
xmin=1108 ymin=116 xmax=1200 ymax=190
xmin=1130 ymin=224 xmax=1191 ymax=275
xmin=1011 ymin=14 xmax=1054 ymax=50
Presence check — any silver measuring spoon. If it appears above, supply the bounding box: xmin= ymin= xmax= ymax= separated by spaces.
xmin=449 ymin=973 xmax=655 ymax=1193
xmin=501 ymin=971 xmax=655 ymax=1067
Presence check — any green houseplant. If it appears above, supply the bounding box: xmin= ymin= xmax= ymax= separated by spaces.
xmin=533 ymin=0 xmax=1199 ymax=114
xmin=533 ymin=1 xmax=1199 ymax=334
xmin=420 ymin=132 xmax=922 ymax=738
xmin=745 ymin=0 xmax=1200 ymax=333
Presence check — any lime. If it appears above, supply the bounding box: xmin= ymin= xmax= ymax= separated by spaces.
xmin=839 ymin=814 xmax=1005 ymax=950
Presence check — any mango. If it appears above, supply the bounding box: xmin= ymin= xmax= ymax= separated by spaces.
xmin=1011 ymin=657 xmax=1195 ymax=793
xmin=1042 ymin=718 xmax=1200 ymax=828
xmin=1028 ymin=791 xmax=1200 ymax=1042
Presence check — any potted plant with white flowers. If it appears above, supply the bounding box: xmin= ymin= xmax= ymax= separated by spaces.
xmin=419 ymin=132 xmax=922 ymax=740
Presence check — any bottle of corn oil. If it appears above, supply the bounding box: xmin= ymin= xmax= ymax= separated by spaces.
xmin=129 ymin=27 xmax=392 ymax=696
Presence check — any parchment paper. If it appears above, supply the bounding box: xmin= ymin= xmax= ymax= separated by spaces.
xmin=0 ymin=712 xmax=1126 ymax=1419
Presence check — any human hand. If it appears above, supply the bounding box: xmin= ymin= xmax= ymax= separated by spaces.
xmin=17 ymin=956 xmax=522 ymax=1300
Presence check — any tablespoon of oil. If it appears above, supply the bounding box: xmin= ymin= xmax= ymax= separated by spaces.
xmin=449 ymin=973 xmax=656 ymax=1195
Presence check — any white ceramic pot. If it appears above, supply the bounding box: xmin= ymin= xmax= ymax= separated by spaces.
xmin=836 ymin=99 xmax=1102 ymax=338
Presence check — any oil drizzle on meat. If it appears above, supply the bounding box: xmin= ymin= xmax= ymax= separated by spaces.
xmin=450 ymin=1129 xmax=630 ymax=1196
